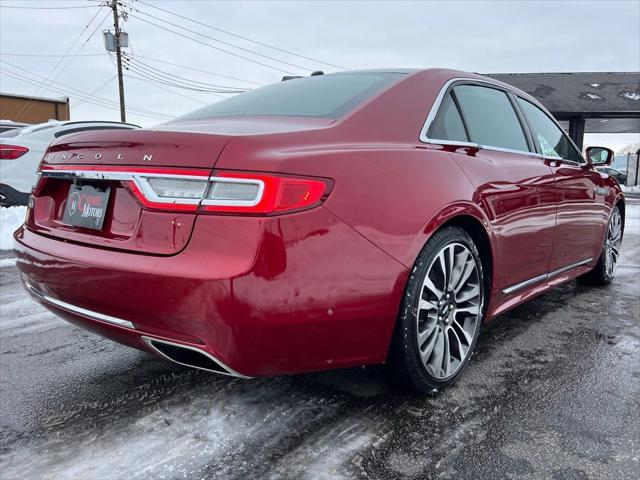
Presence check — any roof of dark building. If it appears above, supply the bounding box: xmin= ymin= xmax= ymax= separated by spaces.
xmin=486 ymin=72 xmax=639 ymax=114
xmin=486 ymin=72 xmax=639 ymax=133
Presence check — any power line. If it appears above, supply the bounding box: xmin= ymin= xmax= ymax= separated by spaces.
xmin=124 ymin=62 xmax=240 ymax=94
xmin=0 ymin=52 xmax=105 ymax=57
xmin=0 ymin=4 xmax=98 ymax=9
xmin=127 ymin=13 xmax=298 ymax=75
xmin=71 ymin=75 xmax=118 ymax=108
xmin=125 ymin=74 xmax=209 ymax=105
xmin=131 ymin=6 xmax=313 ymax=73
xmin=134 ymin=55 xmax=264 ymax=86
xmin=2 ymin=68 xmax=170 ymax=120
xmin=110 ymin=52 xmax=218 ymax=102
xmin=13 ymin=6 xmax=105 ymax=121
xmin=124 ymin=56 xmax=247 ymax=92
xmin=14 ymin=7 xmax=108 ymax=121
xmin=1 ymin=60 xmax=172 ymax=119
xmin=129 ymin=56 xmax=247 ymax=90
xmin=1 ymin=69 xmax=170 ymax=121
xmin=136 ymin=0 xmax=348 ymax=71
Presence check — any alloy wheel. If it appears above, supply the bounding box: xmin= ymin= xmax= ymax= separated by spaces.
xmin=605 ymin=208 xmax=622 ymax=277
xmin=416 ymin=242 xmax=482 ymax=380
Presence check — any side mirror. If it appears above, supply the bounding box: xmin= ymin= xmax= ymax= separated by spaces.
xmin=585 ymin=146 xmax=614 ymax=166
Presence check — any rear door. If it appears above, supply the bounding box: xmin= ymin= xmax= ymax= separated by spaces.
xmin=516 ymin=97 xmax=607 ymax=272
xmin=426 ymin=83 xmax=557 ymax=292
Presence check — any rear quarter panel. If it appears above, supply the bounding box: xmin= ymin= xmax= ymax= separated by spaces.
xmin=218 ymin=138 xmax=484 ymax=269
xmin=214 ymin=69 xmax=490 ymax=270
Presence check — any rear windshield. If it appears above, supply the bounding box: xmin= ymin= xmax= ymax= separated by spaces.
xmin=177 ymin=72 xmax=405 ymax=121
xmin=0 ymin=127 xmax=25 ymax=138
xmin=0 ymin=123 xmax=59 ymax=138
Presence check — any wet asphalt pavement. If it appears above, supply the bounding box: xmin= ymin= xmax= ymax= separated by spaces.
xmin=1 ymin=200 xmax=639 ymax=480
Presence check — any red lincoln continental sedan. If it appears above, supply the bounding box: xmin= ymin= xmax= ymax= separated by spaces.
xmin=14 ymin=69 xmax=624 ymax=393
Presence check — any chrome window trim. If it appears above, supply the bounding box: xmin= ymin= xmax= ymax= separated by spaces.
xmin=482 ymin=145 xmax=545 ymax=158
xmin=513 ymin=95 xmax=587 ymax=165
xmin=140 ymin=336 xmax=252 ymax=379
xmin=24 ymin=280 xmax=136 ymax=329
xmin=502 ymin=258 xmax=593 ymax=295
xmin=419 ymin=77 xmax=538 ymax=157
xmin=419 ymin=77 xmax=586 ymax=164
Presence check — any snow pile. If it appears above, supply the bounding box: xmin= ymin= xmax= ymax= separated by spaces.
xmin=0 ymin=206 xmax=26 ymax=250
xmin=621 ymin=185 xmax=640 ymax=194
xmin=0 ymin=257 xmax=17 ymax=268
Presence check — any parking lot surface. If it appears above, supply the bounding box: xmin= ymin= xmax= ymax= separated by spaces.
xmin=1 ymin=200 xmax=638 ymax=480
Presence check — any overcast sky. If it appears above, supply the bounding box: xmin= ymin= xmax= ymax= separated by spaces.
xmin=1 ymin=0 xmax=639 ymax=149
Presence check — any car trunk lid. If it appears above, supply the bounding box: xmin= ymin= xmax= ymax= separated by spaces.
xmin=27 ymin=129 xmax=231 ymax=255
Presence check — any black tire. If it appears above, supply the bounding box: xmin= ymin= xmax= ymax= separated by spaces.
xmin=577 ymin=204 xmax=623 ymax=286
xmin=388 ymin=226 xmax=485 ymax=394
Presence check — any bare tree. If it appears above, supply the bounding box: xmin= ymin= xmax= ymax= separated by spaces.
xmin=617 ymin=142 xmax=640 ymax=154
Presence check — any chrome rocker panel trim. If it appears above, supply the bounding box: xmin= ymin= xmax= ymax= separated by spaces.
xmin=24 ymin=280 xmax=136 ymax=329
xmin=502 ymin=258 xmax=593 ymax=295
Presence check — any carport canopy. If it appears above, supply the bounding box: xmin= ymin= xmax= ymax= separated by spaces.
xmin=487 ymin=72 xmax=640 ymax=149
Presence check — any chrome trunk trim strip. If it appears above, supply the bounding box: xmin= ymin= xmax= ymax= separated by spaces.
xmin=24 ymin=281 xmax=136 ymax=329
xmin=502 ymin=258 xmax=593 ymax=295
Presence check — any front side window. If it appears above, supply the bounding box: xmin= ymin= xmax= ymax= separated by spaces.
xmin=453 ymin=84 xmax=530 ymax=152
xmin=427 ymin=93 xmax=468 ymax=142
xmin=517 ymin=98 xmax=583 ymax=163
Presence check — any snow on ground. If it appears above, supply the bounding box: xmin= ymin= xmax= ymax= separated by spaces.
xmin=0 ymin=267 xmax=63 ymax=339
xmin=0 ymin=257 xmax=16 ymax=267
xmin=0 ymin=206 xmax=26 ymax=250
xmin=621 ymin=185 xmax=640 ymax=194
xmin=0 ymin=377 xmax=368 ymax=480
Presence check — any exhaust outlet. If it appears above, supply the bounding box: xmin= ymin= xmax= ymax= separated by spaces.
xmin=140 ymin=336 xmax=251 ymax=378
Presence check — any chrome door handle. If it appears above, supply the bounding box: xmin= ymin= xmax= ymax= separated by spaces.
xmin=594 ymin=186 xmax=609 ymax=195
xmin=544 ymin=158 xmax=562 ymax=167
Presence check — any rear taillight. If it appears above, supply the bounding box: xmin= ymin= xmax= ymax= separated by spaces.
xmin=0 ymin=144 xmax=29 ymax=160
xmin=39 ymin=166 xmax=332 ymax=215
xmin=201 ymin=172 xmax=329 ymax=214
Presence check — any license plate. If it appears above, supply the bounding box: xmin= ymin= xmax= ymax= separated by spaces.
xmin=62 ymin=183 xmax=111 ymax=230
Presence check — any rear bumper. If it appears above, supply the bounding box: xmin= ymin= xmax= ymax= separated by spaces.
xmin=14 ymin=207 xmax=408 ymax=377
xmin=0 ymin=183 xmax=29 ymax=207
xmin=24 ymin=280 xmax=249 ymax=377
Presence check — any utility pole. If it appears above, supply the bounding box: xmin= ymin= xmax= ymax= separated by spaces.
xmin=110 ymin=0 xmax=126 ymax=122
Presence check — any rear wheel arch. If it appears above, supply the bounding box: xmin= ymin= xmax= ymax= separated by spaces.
xmin=388 ymin=223 xmax=487 ymax=392
xmin=439 ymin=215 xmax=494 ymax=300
xmin=388 ymin=213 xmax=494 ymax=357
xmin=616 ymin=196 xmax=625 ymax=234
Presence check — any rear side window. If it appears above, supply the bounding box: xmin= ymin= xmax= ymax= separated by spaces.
xmin=454 ymin=85 xmax=530 ymax=152
xmin=427 ymin=93 xmax=468 ymax=142
xmin=517 ymin=98 xmax=583 ymax=163
xmin=177 ymin=72 xmax=404 ymax=121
